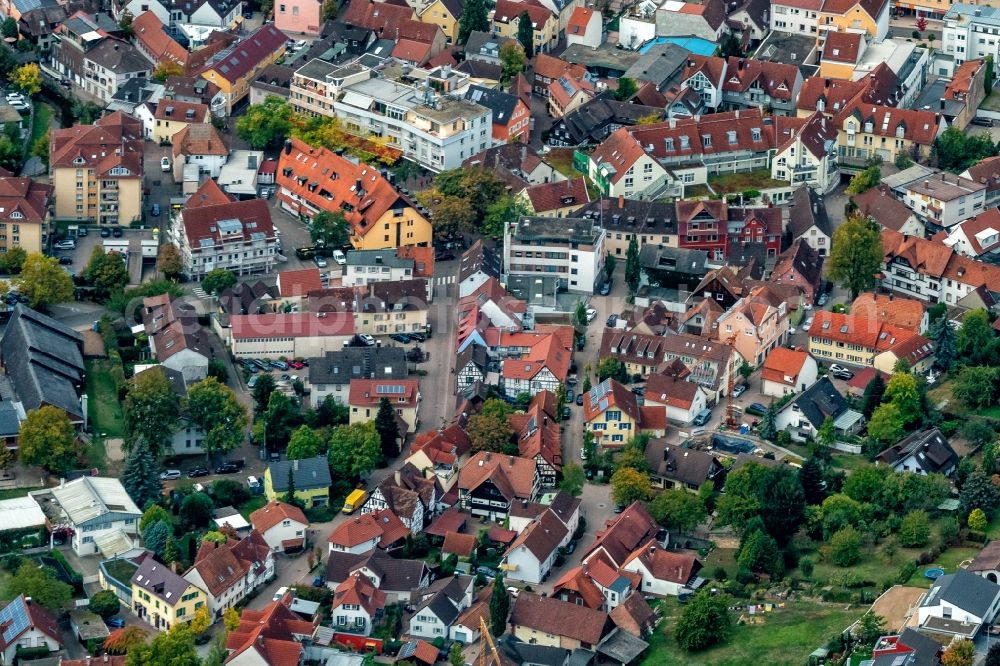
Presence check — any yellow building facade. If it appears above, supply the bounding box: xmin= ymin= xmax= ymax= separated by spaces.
xmin=351 ymin=208 xmax=433 ymax=250
xmin=419 ymin=0 xmax=460 ymax=44
xmin=131 ymin=578 xmax=206 ymax=631
xmin=52 ymin=168 xmax=143 ymax=226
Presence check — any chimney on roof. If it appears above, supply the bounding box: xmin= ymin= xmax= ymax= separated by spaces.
xmin=618 ymin=194 xmax=624 ymax=209
xmin=940 ymin=98 xmax=946 ymax=110
xmin=284 ymin=139 xmax=292 ymax=156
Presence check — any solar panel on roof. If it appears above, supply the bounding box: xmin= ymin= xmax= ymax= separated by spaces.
xmin=376 ymin=385 xmax=405 ymax=394
xmin=217 ymin=218 xmax=243 ymax=234
xmin=0 ymin=597 xmax=30 ymax=645
xmin=250 ymin=232 xmax=266 ymax=241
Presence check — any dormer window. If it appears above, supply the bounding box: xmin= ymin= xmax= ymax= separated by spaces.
xmin=665 ymin=137 xmax=674 ymax=151
xmin=895 ymin=125 xmax=905 ymax=138
xmin=864 ymin=121 xmax=873 ymax=133
xmin=726 ymin=130 xmax=737 ymax=144
xmin=751 ymin=128 xmax=761 ymax=141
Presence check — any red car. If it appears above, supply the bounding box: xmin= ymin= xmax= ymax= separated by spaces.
xmin=289 ymin=361 xmax=305 ymax=369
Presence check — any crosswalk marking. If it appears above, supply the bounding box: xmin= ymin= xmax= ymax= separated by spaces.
xmin=192 ymin=287 xmax=208 ymax=299
xmin=435 ymin=275 xmax=456 ymax=286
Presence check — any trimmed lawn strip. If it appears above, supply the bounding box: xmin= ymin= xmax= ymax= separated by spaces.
xmin=642 ymin=598 xmax=859 ymax=665
xmin=85 ymin=360 xmax=125 ymax=438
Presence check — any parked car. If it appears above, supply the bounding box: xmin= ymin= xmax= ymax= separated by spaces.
xmin=599 ymin=281 xmax=611 ymax=296
xmin=575 ymin=393 xmax=584 ymax=406
xmin=271 ymin=359 xmax=289 ymax=371
xmin=160 ymin=156 xmax=170 ymax=171
xmin=295 ymin=246 xmax=316 ymax=260
xmin=831 ymin=364 xmax=854 ymax=380
xmin=160 ymin=469 xmax=182 ymax=480
xmin=215 ymin=462 xmax=239 ymax=474
xmin=105 ymin=617 xmax=125 ymax=628
xmin=312 ymin=576 xmax=324 ymax=587
xmin=289 ymin=361 xmax=305 ymax=369
xmin=313 ymin=255 xmax=328 ymax=268
xmin=745 ymin=403 xmax=768 ymax=417
xmin=100 ymin=227 xmax=111 ymax=238
xmin=817 ymin=294 xmax=829 ymax=307
xmin=54 ymin=239 xmax=76 ymax=250
xmin=58 ymin=257 xmax=73 ymax=265
xmin=188 ymin=467 xmax=210 ymax=478
xmin=331 ymin=249 xmax=346 ymax=265
xmin=390 ymin=333 xmax=411 ymax=344
xmin=77 ymin=227 xmax=88 ymax=237
xmin=566 ymin=389 xmax=575 ymax=403
xmin=585 ymin=308 xmax=597 ymax=323
xmin=112 ymin=227 xmax=123 ymax=238
xmin=732 ymin=384 xmax=747 ymax=398
xmin=434 ymin=251 xmax=455 ymax=261
xmin=606 ymin=314 xmax=618 ymax=327
xmin=247 ymin=375 xmax=260 ymax=388
xmin=409 ymin=332 xmax=426 ymax=342
xmin=272 ymin=587 xmax=289 ymax=602
xmin=692 ymin=408 xmax=712 ymax=426
xmin=150 ymin=203 xmax=160 ymax=217
xmin=358 ymin=334 xmax=376 ymax=346
xmin=475 ymin=567 xmax=497 ymax=580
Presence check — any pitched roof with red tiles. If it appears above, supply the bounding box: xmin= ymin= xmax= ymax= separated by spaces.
xmin=584 ymin=378 xmax=641 ymax=423
xmin=721 ymin=57 xmax=800 ymax=100
xmin=342 ymin=0 xmax=414 ymax=28
xmin=172 ymin=123 xmax=229 ymax=159
xmin=50 ymin=111 xmax=143 ymax=177
xmin=682 ymin=54 xmax=726 ymax=87
xmin=552 ymin=566 xmax=605 ymax=609
xmin=524 ymin=177 xmax=590 ymax=213
xmin=851 ymin=293 xmax=925 ymax=333
xmin=643 ymin=373 xmax=702 ymax=409
xmin=458 ymin=451 xmax=537 ymax=501
xmin=186 ymin=176 xmax=235 ymax=208
xmin=277 ymin=138 xmax=419 ymax=240
xmin=501 ymin=333 xmax=571 ymax=383
xmin=132 ymin=10 xmax=188 ymax=66
xmin=250 ymin=501 xmax=309 ymax=533
xmin=505 ymin=509 xmax=568 ymax=562
xmin=277 ymin=268 xmax=324 ymax=298
xmin=0 ymin=176 xmax=51 ymax=225
xmin=333 ymin=571 xmax=388 ymax=616
xmin=154 ymin=99 xmax=209 ymax=123
xmin=548 ymin=75 xmax=594 ymax=110
xmin=510 ymin=592 xmax=610 ymax=646
xmin=494 ymin=0 xmax=554 ymax=26
xmin=623 ymin=539 xmax=701 ymax=584
xmin=820 ymin=0 xmax=888 ymax=19
xmin=822 ymin=31 xmax=864 ymax=63
xmin=944 ymin=208 xmax=1000 ymax=256
xmin=568 ymin=6 xmax=596 ymax=34
xmin=188 ymin=531 xmax=271 ymax=598
xmin=226 ymin=595 xmax=315 ymax=666
xmin=198 ymin=23 xmax=286 ymax=83
xmin=348 ymin=378 xmax=420 ymax=409
xmin=533 ymin=54 xmax=586 ymax=82
xmin=807 ymin=310 xmax=933 ymax=363
xmin=761 ymin=347 xmax=811 ymax=387
xmin=509 ymin=390 xmax=562 ymax=471
xmin=397 ymin=245 xmax=434 ymax=278
xmin=443 ymin=531 xmax=477 ymax=557
xmin=392 ymin=38 xmax=433 ymax=64
xmin=230 ymin=311 xmax=354 ymax=340
xmin=0 ymin=595 xmax=61 ymax=652
xmin=583 ymin=501 xmax=658 ymax=567
xmin=797 ymin=76 xmax=867 ymax=114
xmin=852 ymin=186 xmax=917 ymax=232
xmin=328 ymin=509 xmax=409 ymax=549
xmin=609 ymin=592 xmax=655 ymax=638
xmin=835 ymin=103 xmax=941 ymax=145
xmin=181 ymin=198 xmax=275 ymax=253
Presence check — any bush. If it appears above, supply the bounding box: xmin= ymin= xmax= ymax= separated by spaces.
xmin=829 ymin=526 xmax=863 ymax=567
xmin=800 ymin=558 xmax=814 ymax=578
xmin=88 ymin=590 xmax=120 ymax=619
xmin=898 ymin=510 xmax=931 ymax=548
xmin=712 ymin=566 xmax=727 ymax=581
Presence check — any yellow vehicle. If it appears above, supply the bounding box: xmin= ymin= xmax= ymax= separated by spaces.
xmin=342 ymin=489 xmax=368 ymax=514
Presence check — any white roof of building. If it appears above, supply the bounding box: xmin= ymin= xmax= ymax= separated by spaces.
xmin=0 ymin=495 xmax=46 ymax=531
xmin=851 ymin=38 xmax=917 ymax=80
xmin=95 ymin=529 xmax=136 ymax=558
xmin=48 ymin=477 xmax=141 ymax=525
xmin=213 ymin=513 xmax=250 ymax=531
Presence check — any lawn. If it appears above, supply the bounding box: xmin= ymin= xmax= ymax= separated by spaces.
xmin=0 ymin=487 xmax=40 ymax=501
xmin=546 ymin=148 xmax=586 ymax=179
xmin=238 ymin=495 xmax=267 ymax=521
xmin=27 ymin=103 xmax=51 ymax=155
xmin=641 ymin=598 xmax=859 ymax=665
xmin=102 ymin=557 xmax=138 ymax=585
xmin=707 ymin=170 xmax=787 ymax=194
xmin=85 ymin=360 xmax=125 ymax=438
xmin=928 ymin=380 xmax=1000 ymax=419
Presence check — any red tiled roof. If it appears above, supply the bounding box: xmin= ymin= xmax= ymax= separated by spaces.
xmin=230 ymin=312 xmax=354 ymax=340
xmin=392 ymin=38 xmax=432 ymax=64
xmin=181 ymin=198 xmax=275 ymax=252
xmin=510 ymin=593 xmax=609 ymax=646
xmin=442 ymin=531 xmax=477 ymax=557
xmin=250 ymin=501 xmax=308 ymax=533
xmin=494 ymin=0 xmax=553 ymax=26
xmin=583 ymin=501 xmax=658 ymax=567
xmin=568 ymin=6 xmax=596 ymax=34
xmin=425 ymin=507 xmax=468 ymax=538
xmin=50 ymin=111 xmax=143 ymax=177
xmin=945 ymin=208 xmax=1000 ymax=255
xmin=413 ymin=640 xmax=440 ymax=665
xmin=172 ymin=123 xmax=229 ymax=158
xmin=761 ymin=347 xmax=810 ymax=387
xmin=458 ymin=451 xmax=536 ymax=501
xmin=328 ymin=509 xmax=409 ymax=549
xmin=821 ymin=0 xmax=888 ymax=19
xmin=622 ymin=539 xmax=701 ymax=584
xmin=154 ymin=99 xmax=209 ymax=123
xmin=851 ymin=293 xmax=925 ymax=333
xmin=277 ymin=268 xmax=324 ymax=298
xmin=0 ymin=176 xmax=51 ymax=225
xmin=822 ymin=31 xmax=863 ymax=63
xmin=333 ymin=571 xmax=388 ymax=616
xmin=132 ymin=10 xmax=188 ymax=66
xmin=397 ymin=245 xmax=434 ymax=278
xmin=524 ymin=177 xmax=589 ymax=213
xmin=501 ymin=333 xmax=571 ymax=382
xmin=807 ymin=310 xmax=933 ymax=362
xmin=510 ymin=391 xmax=562 ymax=471
xmin=533 ymin=54 xmax=586 ymax=82
xmin=348 ymin=378 xmax=420 ymax=409
xmin=835 ymin=102 xmax=941 ymax=145
xmin=186 ymin=177 xmax=235 ymax=207
xmin=552 ymin=566 xmax=605 ymax=609
xmin=720 ymin=57 xmax=800 ymax=100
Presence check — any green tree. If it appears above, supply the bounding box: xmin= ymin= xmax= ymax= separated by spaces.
xmin=517 ymin=11 xmax=534 ymax=58
xmin=560 ymin=462 xmax=585 ymax=496
xmin=186 ymin=377 xmax=248 ymax=460
xmin=827 ymin=215 xmax=883 ymax=299
xmin=458 ymin=0 xmax=489 ymax=43
xmin=758 ymin=402 xmax=777 ymax=440
xmin=860 ymin=373 xmax=886 ymax=418
xmin=88 ymin=590 xmax=121 ymax=619
xmin=1 ymin=246 xmax=26 ymax=274
xmin=84 ymin=246 xmax=129 ymax=298
xmin=156 ymin=243 xmax=184 ymax=279
xmin=287 ymin=425 xmax=326 ymax=459
xmin=201 ymin=268 xmax=237 ymax=295
xmin=449 ymin=641 xmax=464 ymax=666
xmin=597 ymin=358 xmax=629 ymax=383
xmin=467 ymin=411 xmax=515 ymax=454
xmin=718 ymin=31 xmax=741 ymax=57
xmin=761 ymin=466 xmax=807 ymax=546
xmin=263 ymin=391 xmax=299 ymax=448
xmin=930 ymin=315 xmax=957 ymax=373
xmin=311 ymin=211 xmax=350 ymax=250
xmin=18 ymin=405 xmax=79 ymax=475
xmin=867 ymin=403 xmax=905 ymax=445
xmin=121 ymin=437 xmax=162 ymax=511
xmin=986 ymin=642 xmax=1000 ymax=666
xmin=957 ymin=309 xmax=998 ymax=366
xmin=820 ymin=493 xmax=863 ymax=538
xmin=648 ymin=489 xmax=706 ymax=533
xmin=964 ymin=419 xmax=996 ymax=450
xmin=969 ymin=508 xmax=989 ymax=532
xmin=374 ymin=397 xmax=400 ymax=461
xmin=624 ymin=235 xmax=640 ymax=295
xmin=829 ymin=525 xmax=863 ymax=566
xmin=314 ymin=394 xmax=349 ymax=427
xmin=17 ymin=253 xmax=74 ymax=308
xmin=151 ymin=61 xmax=183 ymax=82
xmin=817 ymin=415 xmax=836 ymax=447
xmin=321 ymin=0 xmax=339 ymax=20
xmin=140 ymin=504 xmax=172 ymax=532
xmin=499 ymin=42 xmax=526 ymax=85
xmin=934 ymin=125 xmax=999 ymax=172
xmin=141 ymin=519 xmax=172 ymax=558
xmin=898 ymin=510 xmax=931 ymax=547
xmin=942 ymin=639 xmax=976 ymax=666
xmin=953 ymin=366 xmax=1000 ymax=410
xmin=0 ymin=18 xmax=16 ymax=39
xmin=611 ymin=466 xmax=651 ymax=506
xmin=884 ymin=371 xmax=921 ymax=425
xmin=2 ymin=563 xmax=72 ymax=611
xmin=490 ymin=573 xmax=510 ymax=636
xmin=252 ymin=373 xmax=276 ymax=416
xmin=483 ymin=194 xmax=529 ymax=239
xmin=124 ymin=367 xmax=180 ymax=457
xmin=9 ymin=63 xmax=41 ymax=95
xmin=328 ymin=422 xmax=382 ymax=480
xmin=737 ymin=528 xmax=784 ymax=576
xmin=415 ymin=189 xmax=475 ymax=238
xmin=855 ymin=611 xmax=887 ymax=646
xmin=180 ymin=492 xmax=214 ymax=529
xmin=674 ymin=590 xmax=731 ymax=651
xmin=846 ymin=165 xmax=881 ymax=195
xmin=988 ymin=55 xmax=996 ymax=94
xmin=960 ymin=469 xmax=1000 ymax=519
xmin=236 ymin=96 xmax=293 ymax=149
xmin=125 ymin=624 xmax=200 ymax=666
xmin=799 ymin=456 xmax=826 ymax=504
xmin=613 ymin=77 xmax=639 ymax=101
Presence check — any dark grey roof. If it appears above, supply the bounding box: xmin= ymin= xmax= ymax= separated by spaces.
xmin=554 ymin=96 xmax=663 ymax=144
xmin=438 ymin=0 xmax=464 ymax=19
xmin=308 ymin=346 xmax=407 ymax=386
xmin=352 ymin=550 xmax=429 ymax=591
xmin=465 ymin=85 xmax=520 ymax=125
xmin=638 ymin=244 xmax=710 ymax=276
xmin=788 ymin=187 xmax=833 ymax=239
xmin=135 ymin=365 xmax=187 ymax=398
xmin=782 ymin=377 xmax=849 ymax=430
xmin=876 ymin=428 xmax=958 ymax=475
xmin=0 ymin=305 xmax=84 ymax=419
xmin=455 ymin=60 xmax=503 ymax=80
xmin=455 ymin=344 xmax=488 ymax=374
xmin=922 ymin=570 xmax=1000 ymax=619
xmin=622 ymin=43 xmax=688 ymax=88
xmin=464 ymin=31 xmax=509 ymax=60
xmin=111 ymin=77 xmax=157 ymax=105
xmin=324 ymin=550 xmax=368 ymax=584
xmin=596 ymin=627 xmax=648 ymax=663
xmin=131 ymin=556 xmax=192 ymax=605
xmin=498 ymin=635 xmax=569 ymax=666
xmin=345 ymin=249 xmax=413 ymax=269
xmin=459 ymin=240 xmax=502 ymax=283
xmin=415 ymin=586 xmax=462 ymax=625
xmin=645 ymin=440 xmax=722 ymax=488
xmin=267 ymin=456 xmax=332 ymax=492
xmin=548 ymin=491 xmax=581 ymax=527
xmin=86 ymin=38 xmax=152 ymax=74
xmin=578 ymin=197 xmax=677 ymax=235
xmin=889 ymin=628 xmax=942 ymax=666
xmin=0 ymin=401 xmax=21 ymax=437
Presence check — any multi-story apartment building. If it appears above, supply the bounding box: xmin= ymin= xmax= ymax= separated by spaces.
xmin=503 ymin=215 xmax=606 ymax=294
xmin=895 ymin=171 xmax=986 ymax=231
xmin=806 ymin=310 xmax=934 ymax=373
xmin=772 ymin=112 xmax=840 ymax=193
xmin=0 ymin=175 xmax=53 ymax=255
xmin=289 ymin=59 xmax=492 ymax=172
xmin=881 ymin=229 xmax=1000 ymax=305
xmin=816 ymin=0 xmax=890 ymax=47
xmin=834 ymin=103 xmax=945 ymax=169
xmin=943 ymin=4 xmax=1000 ymax=66
xmin=113 ymin=0 xmax=243 ymax=28
xmin=771 ymin=0 xmax=822 ymax=34
xmin=176 ymin=198 xmax=278 ymax=279
xmin=131 ymin=557 xmax=207 ymax=631
xmin=199 ymin=23 xmax=287 ymax=114
xmin=276 ymin=138 xmax=432 ymax=250
xmin=492 ymin=0 xmax=559 ymax=54
xmin=680 ymin=56 xmax=804 ymax=117
xmin=50 ymin=111 xmax=144 ymax=225
xmin=49 ymin=12 xmax=149 ymax=103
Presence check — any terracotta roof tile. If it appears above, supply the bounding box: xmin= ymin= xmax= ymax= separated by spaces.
xmin=510 ymin=592 xmax=609 ymax=645
xmin=458 ymin=451 xmax=536 ymax=501
xmin=442 ymin=531 xmax=477 ymax=557
xmin=250 ymin=501 xmax=308 ymax=534
xmin=524 ymin=177 xmax=589 ymax=213
xmin=851 ymin=293 xmax=925 ymax=333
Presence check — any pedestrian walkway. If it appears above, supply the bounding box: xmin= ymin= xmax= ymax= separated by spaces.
xmin=192 ymin=286 xmax=208 ymax=299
